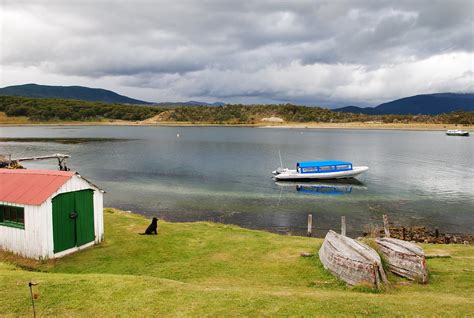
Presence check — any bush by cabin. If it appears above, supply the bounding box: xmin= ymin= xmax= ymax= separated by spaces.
xmin=0 ymin=169 xmax=104 ymax=259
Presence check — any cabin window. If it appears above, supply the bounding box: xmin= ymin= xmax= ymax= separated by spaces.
xmin=0 ymin=205 xmax=25 ymax=229
xmin=318 ymin=166 xmax=334 ymax=171
xmin=302 ymin=167 xmax=318 ymax=173
xmin=336 ymin=165 xmax=351 ymax=170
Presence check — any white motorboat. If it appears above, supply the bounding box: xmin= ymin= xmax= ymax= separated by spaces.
xmin=446 ymin=129 xmax=469 ymax=136
xmin=273 ymin=160 xmax=368 ymax=180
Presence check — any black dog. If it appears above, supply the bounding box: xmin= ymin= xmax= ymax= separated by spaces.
xmin=140 ymin=217 xmax=158 ymax=235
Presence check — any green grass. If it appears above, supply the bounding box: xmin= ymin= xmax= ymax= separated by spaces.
xmin=1 ymin=209 xmax=473 ymax=317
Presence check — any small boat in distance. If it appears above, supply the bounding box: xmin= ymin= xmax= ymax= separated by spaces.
xmin=446 ymin=129 xmax=469 ymax=136
xmin=273 ymin=160 xmax=368 ymax=180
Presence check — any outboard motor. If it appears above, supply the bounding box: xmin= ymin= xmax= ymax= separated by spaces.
xmin=272 ymin=167 xmax=284 ymax=175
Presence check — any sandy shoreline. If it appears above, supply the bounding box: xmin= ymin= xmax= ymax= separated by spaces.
xmin=1 ymin=120 xmax=472 ymax=131
xmin=258 ymin=122 xmax=474 ymax=131
xmin=0 ymin=112 xmax=472 ymax=131
xmin=1 ymin=110 xmax=473 ymax=131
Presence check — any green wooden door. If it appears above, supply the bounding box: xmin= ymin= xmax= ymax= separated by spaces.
xmin=52 ymin=192 xmax=77 ymax=253
xmin=52 ymin=190 xmax=95 ymax=253
xmin=75 ymin=190 xmax=95 ymax=246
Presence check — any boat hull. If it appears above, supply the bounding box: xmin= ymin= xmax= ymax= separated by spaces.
xmin=375 ymin=237 xmax=428 ymax=283
xmin=446 ymin=130 xmax=469 ymax=136
xmin=446 ymin=132 xmax=469 ymax=136
xmin=319 ymin=230 xmax=387 ymax=289
xmin=274 ymin=166 xmax=368 ymax=180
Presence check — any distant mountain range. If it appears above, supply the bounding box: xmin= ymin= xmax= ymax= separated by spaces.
xmin=334 ymin=93 xmax=474 ymax=115
xmin=0 ymin=84 xmax=226 ymax=107
xmin=155 ymin=101 xmax=226 ymax=107
xmin=0 ymin=83 xmax=152 ymax=105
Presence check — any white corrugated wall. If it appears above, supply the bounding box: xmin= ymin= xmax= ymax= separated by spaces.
xmin=0 ymin=202 xmax=50 ymax=259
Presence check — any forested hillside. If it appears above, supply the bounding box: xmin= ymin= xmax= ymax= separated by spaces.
xmin=0 ymin=96 xmax=163 ymax=121
xmin=0 ymin=84 xmax=151 ymax=104
xmin=1 ymin=95 xmax=473 ymax=125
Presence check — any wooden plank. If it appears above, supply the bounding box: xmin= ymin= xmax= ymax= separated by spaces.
xmin=341 ymin=216 xmax=346 ymax=236
xmin=307 ymin=214 xmax=312 ymax=237
xmin=383 ymin=214 xmax=390 ymax=237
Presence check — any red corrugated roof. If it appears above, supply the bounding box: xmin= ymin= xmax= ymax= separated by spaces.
xmin=0 ymin=169 xmax=75 ymax=205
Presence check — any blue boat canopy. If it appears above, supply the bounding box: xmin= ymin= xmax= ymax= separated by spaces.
xmin=296 ymin=160 xmax=353 ymax=174
xmin=297 ymin=160 xmax=352 ymax=168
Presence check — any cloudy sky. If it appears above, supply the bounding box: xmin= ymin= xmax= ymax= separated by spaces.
xmin=1 ymin=0 xmax=473 ymax=107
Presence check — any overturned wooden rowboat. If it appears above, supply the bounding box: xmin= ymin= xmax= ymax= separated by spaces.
xmin=319 ymin=230 xmax=388 ymax=289
xmin=375 ymin=237 xmax=428 ymax=283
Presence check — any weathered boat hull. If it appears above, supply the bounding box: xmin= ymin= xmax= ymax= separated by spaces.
xmin=375 ymin=237 xmax=428 ymax=283
xmin=319 ymin=230 xmax=387 ymax=289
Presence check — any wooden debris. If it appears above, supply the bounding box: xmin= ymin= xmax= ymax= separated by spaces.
xmin=319 ymin=230 xmax=387 ymax=289
xmin=300 ymin=252 xmax=313 ymax=257
xmin=1 ymin=153 xmax=71 ymax=170
xmin=341 ymin=216 xmax=346 ymax=236
xmin=307 ymin=214 xmax=312 ymax=237
xmin=365 ymin=226 xmax=473 ymax=244
xmin=425 ymin=254 xmax=451 ymax=259
xmin=382 ymin=214 xmax=390 ymax=238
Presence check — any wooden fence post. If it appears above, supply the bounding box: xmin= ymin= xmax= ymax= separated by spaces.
xmin=341 ymin=216 xmax=346 ymax=236
xmin=307 ymin=214 xmax=312 ymax=237
xmin=383 ymin=214 xmax=390 ymax=238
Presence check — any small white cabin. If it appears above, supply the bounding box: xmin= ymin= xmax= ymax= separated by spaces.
xmin=0 ymin=169 xmax=104 ymax=259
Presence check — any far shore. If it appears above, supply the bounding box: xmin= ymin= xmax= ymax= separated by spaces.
xmin=1 ymin=113 xmax=473 ymax=131
xmin=1 ymin=120 xmax=473 ymax=131
xmin=258 ymin=122 xmax=474 ymax=131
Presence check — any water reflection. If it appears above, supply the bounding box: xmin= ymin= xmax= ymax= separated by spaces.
xmin=276 ymin=179 xmax=366 ymax=196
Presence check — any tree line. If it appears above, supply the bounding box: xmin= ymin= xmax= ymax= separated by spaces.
xmin=0 ymin=96 xmax=165 ymax=121
xmin=0 ymin=95 xmax=473 ymax=125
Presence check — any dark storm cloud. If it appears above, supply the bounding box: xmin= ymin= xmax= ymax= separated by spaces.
xmin=1 ymin=0 xmax=473 ymax=105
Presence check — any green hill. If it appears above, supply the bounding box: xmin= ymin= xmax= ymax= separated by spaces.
xmin=0 ymin=83 xmax=151 ymax=104
xmin=335 ymin=93 xmax=474 ymax=115
xmin=1 ymin=95 xmax=473 ymax=125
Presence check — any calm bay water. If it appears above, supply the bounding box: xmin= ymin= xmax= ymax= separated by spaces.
xmin=1 ymin=125 xmax=473 ymax=236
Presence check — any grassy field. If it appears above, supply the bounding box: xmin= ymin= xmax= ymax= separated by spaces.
xmin=1 ymin=209 xmax=473 ymax=317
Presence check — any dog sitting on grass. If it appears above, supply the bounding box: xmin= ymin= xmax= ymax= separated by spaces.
xmin=140 ymin=217 xmax=158 ymax=235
